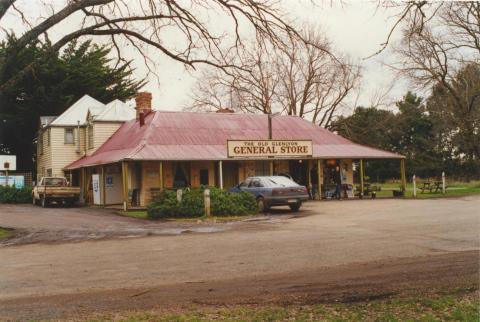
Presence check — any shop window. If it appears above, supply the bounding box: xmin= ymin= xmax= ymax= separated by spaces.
xmin=64 ymin=128 xmax=74 ymax=144
xmin=199 ymin=169 xmax=209 ymax=186
xmin=173 ymin=163 xmax=189 ymax=188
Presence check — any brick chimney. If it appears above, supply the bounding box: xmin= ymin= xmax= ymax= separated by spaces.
xmin=216 ymin=107 xmax=234 ymax=113
xmin=135 ymin=92 xmax=152 ymax=119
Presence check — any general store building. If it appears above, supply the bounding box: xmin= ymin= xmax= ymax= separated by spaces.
xmin=60 ymin=92 xmax=405 ymax=209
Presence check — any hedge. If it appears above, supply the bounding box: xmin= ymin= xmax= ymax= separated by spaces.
xmin=0 ymin=186 xmax=32 ymax=203
xmin=147 ymin=187 xmax=257 ymax=219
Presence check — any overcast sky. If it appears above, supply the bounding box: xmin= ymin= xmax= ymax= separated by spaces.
xmin=1 ymin=1 xmax=410 ymax=112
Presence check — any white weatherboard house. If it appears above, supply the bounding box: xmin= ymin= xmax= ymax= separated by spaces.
xmin=36 ymin=95 xmax=135 ymax=184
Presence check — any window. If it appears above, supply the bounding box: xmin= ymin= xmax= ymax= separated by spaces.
xmin=43 ymin=177 xmax=66 ymax=186
xmin=267 ymin=176 xmax=299 ymax=187
xmin=38 ymin=132 xmax=43 ymax=154
xmin=64 ymin=128 xmax=74 ymax=144
xmin=239 ymin=178 xmax=251 ymax=188
xmin=88 ymin=123 xmax=93 ymax=149
xmin=249 ymin=179 xmax=263 ymax=188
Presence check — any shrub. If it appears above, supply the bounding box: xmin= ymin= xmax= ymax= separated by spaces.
xmin=146 ymin=190 xmax=179 ymax=219
xmin=210 ymin=187 xmax=257 ymax=216
xmin=177 ymin=189 xmax=204 ymax=217
xmin=147 ymin=187 xmax=257 ymax=219
xmin=0 ymin=185 xmax=32 ymax=203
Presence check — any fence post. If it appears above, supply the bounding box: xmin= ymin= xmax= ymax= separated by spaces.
xmin=204 ymin=189 xmax=211 ymax=217
xmin=413 ymin=174 xmax=416 ymax=198
xmin=176 ymin=189 xmax=183 ymax=202
xmin=442 ymin=171 xmax=446 ymax=194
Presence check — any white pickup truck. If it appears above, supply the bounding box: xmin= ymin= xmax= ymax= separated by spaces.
xmin=33 ymin=177 xmax=80 ymax=207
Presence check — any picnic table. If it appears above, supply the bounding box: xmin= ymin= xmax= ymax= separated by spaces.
xmin=420 ymin=181 xmax=446 ymax=193
xmin=356 ymin=183 xmax=380 ymax=199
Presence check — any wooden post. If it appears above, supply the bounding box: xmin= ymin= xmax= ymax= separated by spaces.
xmin=81 ymin=167 xmax=87 ymax=201
xmin=219 ymin=160 xmax=223 ymax=189
xmin=101 ymin=166 xmax=106 ymax=205
xmin=317 ymin=159 xmax=321 ymax=200
xmin=204 ymin=189 xmax=211 ymax=216
xmin=413 ymin=174 xmax=417 ymax=198
xmin=122 ymin=161 xmax=129 ymax=211
xmin=269 ymin=160 xmax=274 ymax=176
xmin=442 ymin=171 xmax=445 ymax=194
xmin=400 ymin=159 xmax=407 ymax=193
xmin=360 ymin=159 xmax=365 ymax=197
xmin=159 ymin=161 xmax=164 ymax=191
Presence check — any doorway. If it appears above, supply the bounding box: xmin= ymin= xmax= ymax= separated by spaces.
xmin=289 ymin=160 xmax=308 ymax=185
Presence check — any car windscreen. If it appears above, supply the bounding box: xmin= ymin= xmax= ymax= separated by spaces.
xmin=43 ymin=178 xmax=67 ymax=186
xmin=264 ymin=176 xmax=299 ymax=187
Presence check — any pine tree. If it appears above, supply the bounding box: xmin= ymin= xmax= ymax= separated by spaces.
xmin=0 ymin=35 xmax=144 ymax=171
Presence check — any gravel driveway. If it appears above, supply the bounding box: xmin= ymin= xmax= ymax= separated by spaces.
xmin=0 ymin=204 xmax=235 ymax=245
xmin=0 ymin=196 xmax=478 ymax=320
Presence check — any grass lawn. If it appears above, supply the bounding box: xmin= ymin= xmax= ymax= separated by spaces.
xmin=88 ymin=291 xmax=479 ymax=321
xmin=0 ymin=227 xmax=14 ymax=239
xmin=370 ymin=180 xmax=480 ymax=199
xmin=115 ymin=210 xmax=252 ymax=222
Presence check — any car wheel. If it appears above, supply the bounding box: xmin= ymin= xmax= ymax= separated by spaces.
xmin=41 ymin=196 xmax=48 ymax=208
xmin=289 ymin=202 xmax=302 ymax=212
xmin=257 ymin=197 xmax=266 ymax=213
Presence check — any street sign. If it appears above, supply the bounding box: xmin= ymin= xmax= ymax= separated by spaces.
xmin=0 ymin=155 xmax=16 ymax=171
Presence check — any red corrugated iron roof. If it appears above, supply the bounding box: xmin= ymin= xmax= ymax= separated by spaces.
xmin=65 ymin=111 xmax=403 ymax=169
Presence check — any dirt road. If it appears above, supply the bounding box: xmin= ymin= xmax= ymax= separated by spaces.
xmin=0 ymin=197 xmax=479 ymax=320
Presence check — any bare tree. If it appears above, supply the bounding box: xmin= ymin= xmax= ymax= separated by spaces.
xmin=190 ymin=39 xmax=280 ymax=114
xmin=189 ymin=30 xmax=360 ymax=128
xmin=275 ymin=30 xmax=360 ymax=127
xmin=392 ymin=2 xmax=479 ymax=109
xmin=0 ymin=0 xmax=308 ymax=89
xmin=390 ymin=2 xmax=480 ymax=165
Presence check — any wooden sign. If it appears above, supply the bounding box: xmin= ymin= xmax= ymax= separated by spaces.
xmin=227 ymin=140 xmax=312 ymax=158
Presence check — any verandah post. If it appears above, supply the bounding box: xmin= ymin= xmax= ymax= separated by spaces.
xmin=122 ymin=161 xmax=129 ymax=211
xmin=81 ymin=167 xmax=87 ymax=203
xmin=159 ymin=161 xmax=164 ymax=191
xmin=360 ymin=159 xmax=365 ymax=198
xmin=101 ymin=166 xmax=106 ymax=205
xmin=317 ymin=159 xmax=321 ymax=200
